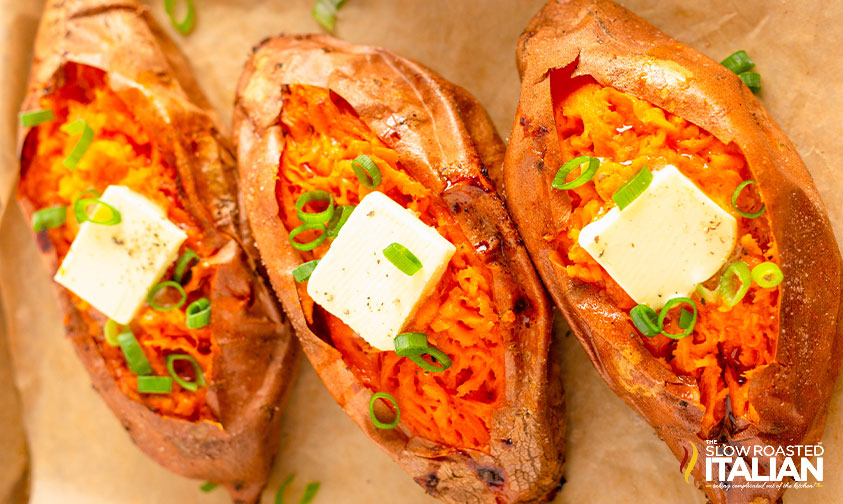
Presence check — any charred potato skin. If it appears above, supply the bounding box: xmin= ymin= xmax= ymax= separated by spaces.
xmin=234 ymin=34 xmax=564 ymax=504
xmin=503 ymin=0 xmax=843 ymax=502
xmin=16 ymin=1 xmax=299 ymax=502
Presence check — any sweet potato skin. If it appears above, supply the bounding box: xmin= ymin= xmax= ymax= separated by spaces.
xmin=16 ymin=1 xmax=299 ymax=502
xmin=503 ymin=1 xmax=843 ymax=503
xmin=234 ymin=34 xmax=564 ymax=504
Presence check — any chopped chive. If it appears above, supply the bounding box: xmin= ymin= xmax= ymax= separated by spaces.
xmin=731 ymin=180 xmax=765 ymax=219
xmin=657 ymin=297 xmax=697 ymax=339
xmin=721 ymin=50 xmax=755 ymax=74
xmin=289 ymin=223 xmax=327 ymax=251
xmin=199 ymin=481 xmax=218 ymax=492
xmin=612 ymin=166 xmax=652 ymax=210
xmin=630 ymin=304 xmax=659 ymax=337
xmin=174 ymin=248 xmax=200 ymax=284
xmin=60 ymin=118 xmax=94 ymax=171
xmin=164 ymin=0 xmax=196 ymax=35
xmin=408 ymin=345 xmax=452 ymax=373
xmin=296 ymin=190 xmax=335 ymax=225
xmin=117 ymin=330 xmax=153 ymax=376
xmin=147 ymin=281 xmax=187 ymax=311
xmin=720 ymin=261 xmax=752 ymax=308
xmin=394 ymin=332 xmax=429 ymax=357
xmin=739 ymin=72 xmax=761 ymax=93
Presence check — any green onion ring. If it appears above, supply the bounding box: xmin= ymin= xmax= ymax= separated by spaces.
xmin=369 ymin=392 xmax=400 ymax=429
xmin=739 ymin=72 xmax=761 ymax=94
xmin=695 ymin=283 xmax=719 ymax=305
xmin=612 ymin=166 xmax=652 ymax=210
xmin=751 ymin=262 xmax=783 ymax=288
xmin=32 ymin=206 xmax=67 ymax=231
xmin=351 ymin=155 xmax=382 ymax=189
xmin=731 ymin=180 xmax=766 ymax=219
xmin=312 ymin=0 xmax=347 ymax=32
xmin=292 ymin=260 xmax=320 ymax=283
xmin=295 ymin=190 xmax=335 ymax=224
xmin=104 ymin=319 xmax=124 ymax=346
xmin=657 ymin=297 xmax=698 ymax=339
xmin=173 ymin=248 xmax=200 ymax=284
xmin=327 ymin=205 xmax=354 ymax=237
xmin=164 ymin=0 xmax=196 ymax=35
xmin=19 ymin=109 xmax=55 ymax=127
xmin=147 ymin=281 xmax=187 ymax=311
xmin=166 ymin=354 xmax=206 ymax=392
xmin=394 ymin=332 xmax=429 ymax=357
xmin=721 ymin=50 xmax=755 ymax=74
xmin=73 ymin=198 xmax=121 ymax=226
xmin=630 ymin=304 xmax=660 ymax=337
xmin=678 ymin=308 xmax=694 ymax=330
xmin=275 ymin=474 xmax=295 ymax=504
xmin=720 ymin=261 xmax=751 ymax=308
xmin=408 ymin=345 xmax=452 ymax=373
xmin=199 ymin=482 xmax=218 ymax=493
xmin=289 ymin=223 xmax=327 ymax=251
xmin=117 ymin=330 xmax=153 ymax=375
xmin=60 ymin=118 xmax=94 ymax=171
xmin=551 ymin=156 xmax=600 ymax=190
xmin=185 ymin=297 xmax=211 ymax=329
xmin=383 ymin=242 xmax=423 ymax=276
xmin=299 ymin=482 xmax=321 ymax=504
xmin=137 ymin=376 xmax=173 ymax=394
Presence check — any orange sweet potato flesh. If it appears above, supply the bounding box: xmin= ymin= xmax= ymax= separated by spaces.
xmin=235 ymin=34 xmax=564 ymax=503
xmin=503 ymin=1 xmax=843 ymax=503
xmin=16 ymin=1 xmax=298 ymax=502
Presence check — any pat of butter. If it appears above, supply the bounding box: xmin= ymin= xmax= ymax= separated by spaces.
xmin=578 ymin=165 xmax=736 ymax=309
xmin=306 ymin=191 xmax=456 ymax=351
xmin=54 ymin=185 xmax=187 ymax=324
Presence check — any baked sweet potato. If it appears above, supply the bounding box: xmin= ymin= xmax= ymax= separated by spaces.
xmin=234 ymin=34 xmax=564 ymax=503
xmin=16 ymin=1 xmax=298 ymax=502
xmin=502 ymin=0 xmax=843 ymax=502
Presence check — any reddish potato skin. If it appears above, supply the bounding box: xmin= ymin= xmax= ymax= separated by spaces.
xmin=16 ymin=1 xmax=299 ymax=502
xmin=502 ymin=1 xmax=843 ymax=503
xmin=234 ymin=34 xmax=564 ymax=504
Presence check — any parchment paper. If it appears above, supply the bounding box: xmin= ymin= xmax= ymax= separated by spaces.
xmin=1 ymin=1 xmax=841 ymax=503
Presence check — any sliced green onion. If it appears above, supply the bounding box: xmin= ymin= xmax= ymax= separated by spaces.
xmin=19 ymin=109 xmax=55 ymax=127
xmin=739 ymin=72 xmax=761 ymax=94
xmin=292 ymin=260 xmax=320 ymax=283
xmin=630 ymin=304 xmax=659 ymax=337
xmin=657 ymin=297 xmax=697 ymax=339
xmin=731 ymin=180 xmax=765 ymax=219
xmin=166 ymin=354 xmax=206 ymax=392
xmin=327 ymin=205 xmax=354 ymax=237
xmin=73 ymin=198 xmax=121 ymax=225
xmin=383 ymin=242 xmax=423 ymax=276
xmin=147 ymin=281 xmax=187 ymax=311
xmin=137 ymin=376 xmax=173 ymax=394
xmin=720 ymin=261 xmax=751 ymax=308
xmin=295 ymin=190 xmax=335 ymax=224
xmin=199 ymin=482 xmax=218 ymax=493
xmin=312 ymin=0 xmax=347 ymax=33
xmin=174 ymin=248 xmax=200 ymax=284
xmin=678 ymin=308 xmax=694 ymax=330
xmin=104 ymin=319 xmax=124 ymax=346
xmin=275 ymin=474 xmax=295 ymax=504
xmin=721 ymin=50 xmax=755 ymax=74
xmin=299 ymin=482 xmax=321 ymax=504
xmin=551 ymin=156 xmax=600 ymax=190
xmin=289 ymin=223 xmax=327 ymax=251
xmin=185 ymin=298 xmax=211 ymax=329
xmin=32 ymin=206 xmax=67 ymax=231
xmin=612 ymin=166 xmax=652 ymax=210
xmin=408 ymin=345 xmax=452 ymax=373
xmin=351 ymin=155 xmax=381 ymax=189
xmin=164 ymin=0 xmax=196 ymax=35
xmin=117 ymin=331 xmax=153 ymax=376
xmin=78 ymin=187 xmax=101 ymax=199
xmin=695 ymin=283 xmax=719 ymax=305
xmin=60 ymin=118 xmax=94 ymax=171
xmin=752 ymin=262 xmax=783 ymax=288
xmin=369 ymin=392 xmax=400 ymax=429
xmin=394 ymin=332 xmax=429 ymax=357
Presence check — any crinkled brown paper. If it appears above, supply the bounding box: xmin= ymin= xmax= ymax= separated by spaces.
xmin=1 ymin=1 xmax=841 ymax=502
